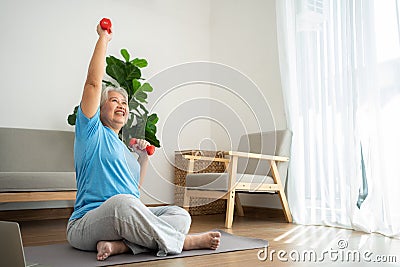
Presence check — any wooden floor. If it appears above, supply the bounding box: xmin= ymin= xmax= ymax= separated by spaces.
xmin=19 ymin=208 xmax=400 ymax=267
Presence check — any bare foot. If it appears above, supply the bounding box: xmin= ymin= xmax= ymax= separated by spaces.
xmin=96 ymin=240 xmax=130 ymax=261
xmin=183 ymin=231 xmax=221 ymax=250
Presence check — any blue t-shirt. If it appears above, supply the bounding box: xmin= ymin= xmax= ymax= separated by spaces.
xmin=69 ymin=106 xmax=140 ymax=221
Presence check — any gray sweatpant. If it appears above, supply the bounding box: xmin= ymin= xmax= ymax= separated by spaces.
xmin=66 ymin=194 xmax=191 ymax=256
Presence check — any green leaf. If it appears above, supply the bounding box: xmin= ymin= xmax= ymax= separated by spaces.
xmin=138 ymin=103 xmax=149 ymax=114
xmin=140 ymin=83 xmax=153 ymax=92
xmin=146 ymin=122 xmax=156 ymax=135
xmin=135 ymin=91 xmax=148 ymax=103
xmin=133 ymin=83 xmax=153 ymax=103
xmin=147 ymin=113 xmax=159 ymax=124
xmin=145 ymin=113 xmax=160 ymax=147
xmin=67 ymin=105 xmax=79 ymax=126
xmin=132 ymin=79 xmax=141 ymax=93
xmin=106 ymin=64 xmax=126 ymax=86
xmin=145 ymin=134 xmax=160 ymax=147
xmin=131 ymin=58 xmax=148 ymax=68
xmin=126 ymin=64 xmax=141 ymax=80
xmin=129 ymin=99 xmax=139 ymax=110
xmin=121 ymin=49 xmax=130 ymax=62
xmin=133 ymin=116 xmax=147 ymax=139
xmin=102 ymin=80 xmax=117 ymax=88
xmin=106 ymin=55 xmax=124 ymax=66
xmin=105 ymin=56 xmax=115 ymax=66
xmin=146 ymin=124 xmax=156 ymax=134
xmin=67 ymin=114 xmax=76 ymax=125
xmin=125 ymin=113 xmax=135 ymax=128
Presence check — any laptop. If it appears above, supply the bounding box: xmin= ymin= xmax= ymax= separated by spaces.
xmin=0 ymin=221 xmax=47 ymax=267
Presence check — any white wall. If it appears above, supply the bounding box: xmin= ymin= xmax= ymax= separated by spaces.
xmin=209 ymin=0 xmax=287 ymax=209
xmin=0 ymin=0 xmax=211 ymax=209
xmin=0 ymin=0 xmax=286 ymax=210
xmin=0 ymin=0 xmax=210 ymax=131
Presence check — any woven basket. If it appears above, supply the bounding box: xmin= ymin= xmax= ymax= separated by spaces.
xmin=174 ymin=150 xmax=227 ymax=215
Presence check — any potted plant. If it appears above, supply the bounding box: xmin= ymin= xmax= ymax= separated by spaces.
xmin=67 ymin=49 xmax=160 ymax=148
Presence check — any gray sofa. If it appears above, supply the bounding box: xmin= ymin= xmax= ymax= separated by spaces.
xmin=0 ymin=127 xmax=76 ymax=204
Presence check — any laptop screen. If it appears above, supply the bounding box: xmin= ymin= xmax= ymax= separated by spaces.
xmin=0 ymin=221 xmax=28 ymax=267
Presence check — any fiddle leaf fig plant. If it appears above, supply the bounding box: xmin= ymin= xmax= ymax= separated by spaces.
xmin=67 ymin=49 xmax=160 ymax=148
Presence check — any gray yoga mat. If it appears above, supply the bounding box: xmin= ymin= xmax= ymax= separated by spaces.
xmin=24 ymin=230 xmax=268 ymax=267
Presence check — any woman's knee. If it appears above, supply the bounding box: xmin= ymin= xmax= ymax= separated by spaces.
xmin=168 ymin=206 xmax=192 ymax=231
xmin=106 ymin=194 xmax=138 ymax=204
xmin=67 ymin=218 xmax=97 ymax=251
xmin=105 ymin=194 xmax=140 ymax=209
xmin=104 ymin=194 xmax=145 ymax=217
xmin=172 ymin=206 xmax=191 ymax=220
xmin=179 ymin=207 xmax=192 ymax=228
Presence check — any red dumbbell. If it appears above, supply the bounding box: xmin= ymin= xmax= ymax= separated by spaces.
xmin=129 ymin=138 xmax=155 ymax=156
xmin=100 ymin=18 xmax=112 ymax=34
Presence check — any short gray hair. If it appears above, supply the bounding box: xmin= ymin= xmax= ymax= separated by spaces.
xmin=100 ymin=86 xmax=129 ymax=108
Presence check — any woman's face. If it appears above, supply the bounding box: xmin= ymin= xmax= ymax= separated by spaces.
xmin=100 ymin=91 xmax=128 ymax=133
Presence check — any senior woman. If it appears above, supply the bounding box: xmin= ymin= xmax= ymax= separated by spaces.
xmin=67 ymin=22 xmax=220 ymax=261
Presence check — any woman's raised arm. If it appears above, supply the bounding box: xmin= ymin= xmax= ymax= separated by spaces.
xmin=80 ymin=24 xmax=112 ymax=118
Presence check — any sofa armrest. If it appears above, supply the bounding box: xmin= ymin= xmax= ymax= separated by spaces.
xmin=228 ymin=151 xmax=289 ymax=162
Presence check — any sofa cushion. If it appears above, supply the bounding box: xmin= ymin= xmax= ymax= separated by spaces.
xmin=0 ymin=172 xmax=76 ymax=192
xmin=185 ymin=172 xmax=274 ymax=191
xmin=0 ymin=128 xmax=74 ymax=172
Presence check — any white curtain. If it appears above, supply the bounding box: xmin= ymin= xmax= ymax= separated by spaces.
xmin=276 ymin=0 xmax=400 ymax=238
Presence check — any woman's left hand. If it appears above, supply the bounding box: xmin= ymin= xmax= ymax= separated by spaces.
xmin=130 ymin=139 xmax=150 ymax=158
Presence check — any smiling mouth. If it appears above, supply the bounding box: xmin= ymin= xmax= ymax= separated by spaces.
xmin=115 ymin=110 xmax=126 ymax=116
